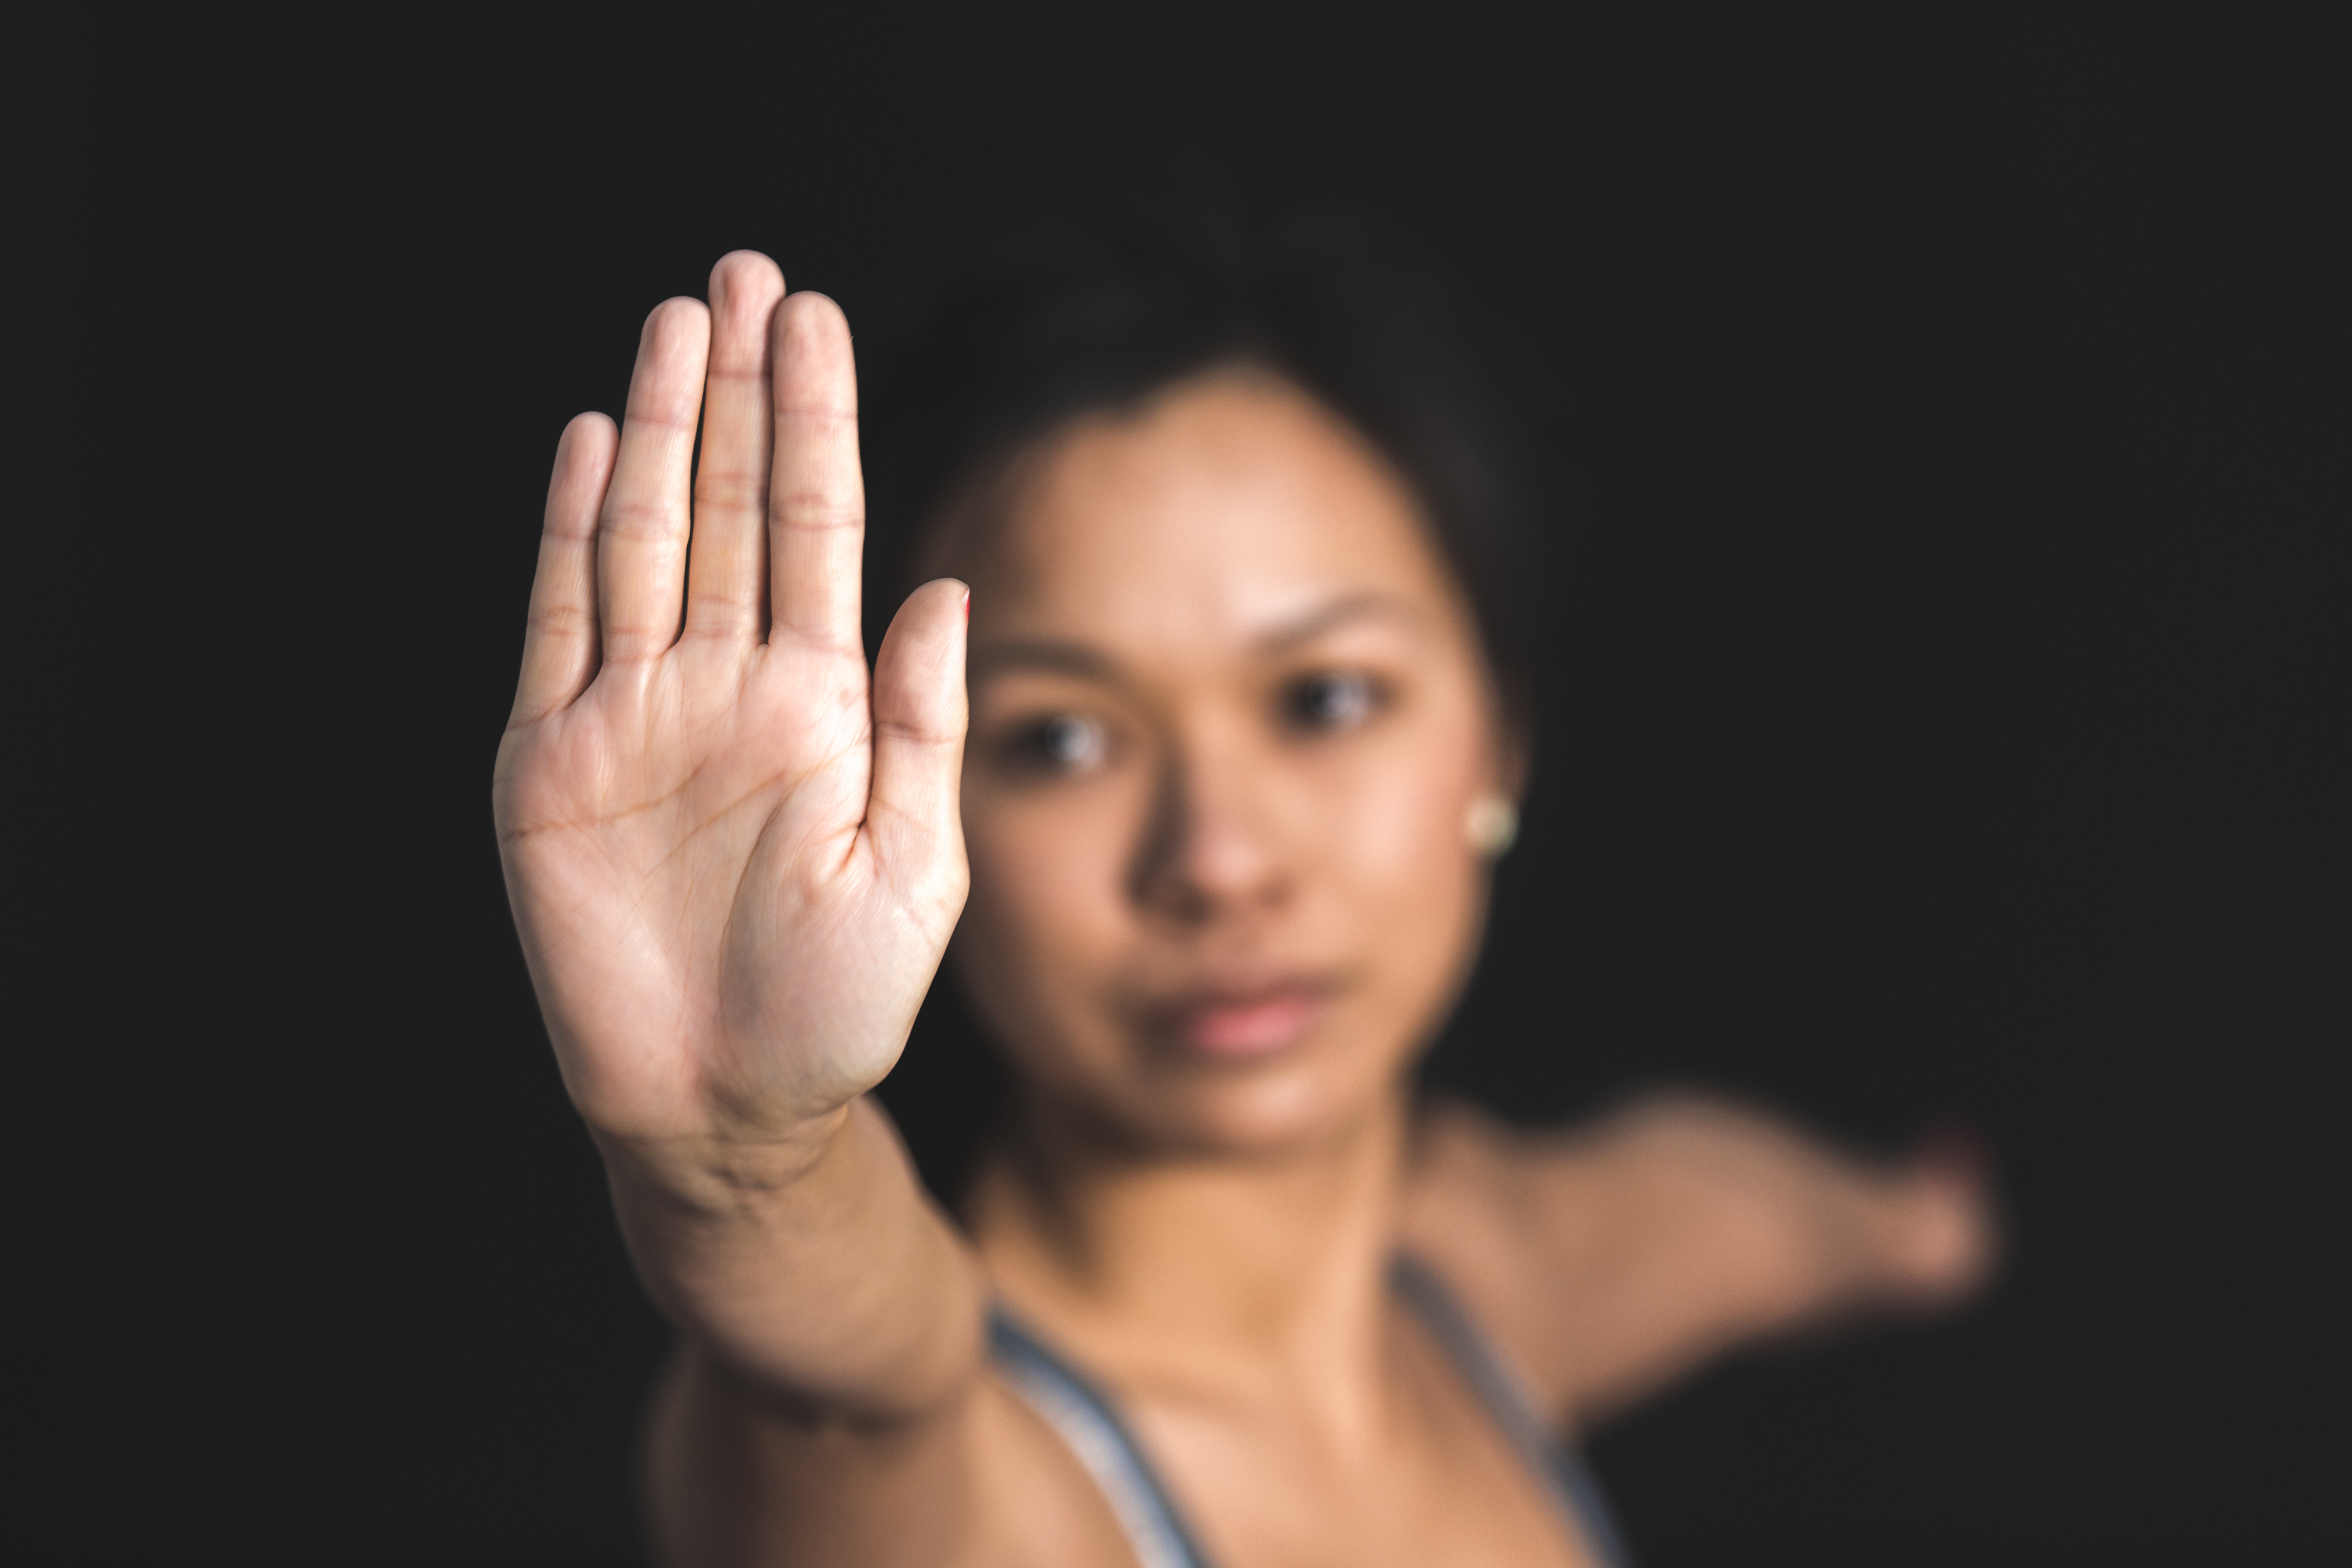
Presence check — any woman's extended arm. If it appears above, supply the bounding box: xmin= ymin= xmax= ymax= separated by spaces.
xmin=1403 ymin=1096 xmax=1996 ymax=1428
xmin=491 ymin=254 xmax=992 ymax=1552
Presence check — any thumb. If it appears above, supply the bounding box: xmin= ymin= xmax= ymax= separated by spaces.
xmin=868 ymin=577 xmax=971 ymax=915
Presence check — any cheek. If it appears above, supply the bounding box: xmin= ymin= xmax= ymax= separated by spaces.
xmin=1306 ymin=708 xmax=1491 ymax=1006
xmin=954 ymin=784 xmax=1136 ymax=1022
xmin=1318 ymin=710 xmax=1486 ymax=898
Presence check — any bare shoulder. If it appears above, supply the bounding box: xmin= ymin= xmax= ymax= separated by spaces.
xmin=644 ymin=1345 xmax=1138 ymax=1567
xmin=1394 ymin=1099 xmax=1591 ymax=1413
xmin=1399 ymin=1094 xmax=1992 ymax=1428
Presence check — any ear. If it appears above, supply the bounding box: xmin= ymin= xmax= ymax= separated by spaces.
xmin=1487 ymin=688 xmax=1532 ymax=806
xmin=1465 ymin=695 xmax=1532 ymax=860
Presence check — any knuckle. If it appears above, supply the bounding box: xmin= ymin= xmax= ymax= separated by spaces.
xmin=775 ymin=402 xmax=857 ymax=426
xmin=693 ymin=469 xmax=765 ymax=511
xmin=601 ymin=501 xmax=687 ymax=540
xmin=771 ymin=481 xmax=860 ymax=522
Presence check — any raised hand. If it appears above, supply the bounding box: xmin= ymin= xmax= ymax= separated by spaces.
xmin=492 ymin=253 xmax=969 ymax=1163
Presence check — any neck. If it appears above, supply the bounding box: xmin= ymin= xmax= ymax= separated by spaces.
xmin=968 ymin=1082 xmax=1413 ymax=1394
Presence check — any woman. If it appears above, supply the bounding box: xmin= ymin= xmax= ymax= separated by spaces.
xmin=493 ymin=216 xmax=1991 ymax=1567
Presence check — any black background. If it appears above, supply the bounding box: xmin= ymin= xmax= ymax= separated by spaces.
xmin=35 ymin=2 xmax=2334 ymax=1563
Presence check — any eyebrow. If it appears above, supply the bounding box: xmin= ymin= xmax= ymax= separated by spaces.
xmin=967 ymin=640 xmax=1118 ymax=682
xmin=1252 ymin=590 xmax=1422 ymax=653
xmin=967 ymin=591 xmax=1423 ymax=682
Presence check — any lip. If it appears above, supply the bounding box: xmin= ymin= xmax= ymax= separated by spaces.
xmin=1147 ymin=980 xmax=1336 ymax=1059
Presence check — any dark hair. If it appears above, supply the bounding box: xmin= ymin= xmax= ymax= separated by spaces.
xmin=860 ymin=204 xmax=1541 ymax=734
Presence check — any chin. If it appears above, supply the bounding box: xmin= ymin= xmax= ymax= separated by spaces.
xmin=1094 ymin=1044 xmax=1408 ymax=1161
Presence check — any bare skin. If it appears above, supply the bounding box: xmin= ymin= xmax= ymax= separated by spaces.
xmin=494 ymin=251 xmax=1993 ymax=1568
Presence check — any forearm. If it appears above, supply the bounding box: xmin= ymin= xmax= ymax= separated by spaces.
xmin=1403 ymin=1096 xmax=1993 ymax=1429
xmin=603 ymin=1096 xmax=988 ymax=1424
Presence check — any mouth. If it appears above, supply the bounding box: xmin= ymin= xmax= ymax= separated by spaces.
xmin=1148 ymin=980 xmax=1335 ymax=1059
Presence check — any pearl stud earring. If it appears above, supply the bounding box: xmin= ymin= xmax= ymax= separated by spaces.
xmin=1465 ymin=794 xmax=1519 ymax=859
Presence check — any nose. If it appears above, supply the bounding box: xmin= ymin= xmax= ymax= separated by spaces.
xmin=1129 ymin=724 xmax=1294 ymax=926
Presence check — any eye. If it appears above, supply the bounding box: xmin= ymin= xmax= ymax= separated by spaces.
xmin=1281 ymin=671 xmax=1384 ymax=734
xmin=1018 ymin=713 xmax=1110 ymax=773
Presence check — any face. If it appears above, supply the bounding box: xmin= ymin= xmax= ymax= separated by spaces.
xmin=940 ymin=369 xmax=1515 ymax=1158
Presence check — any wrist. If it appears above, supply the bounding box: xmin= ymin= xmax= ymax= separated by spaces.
xmin=594 ymin=1102 xmax=855 ymax=1222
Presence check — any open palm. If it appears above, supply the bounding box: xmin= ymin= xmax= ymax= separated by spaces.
xmin=492 ymin=254 xmax=968 ymax=1151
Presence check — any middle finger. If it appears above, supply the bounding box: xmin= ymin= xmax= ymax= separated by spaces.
xmin=684 ymin=251 xmax=787 ymax=642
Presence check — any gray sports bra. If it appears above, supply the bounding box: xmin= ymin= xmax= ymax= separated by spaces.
xmin=988 ymin=1253 xmax=1635 ymax=1568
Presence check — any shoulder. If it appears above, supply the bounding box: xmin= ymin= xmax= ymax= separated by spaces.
xmin=1394 ymin=1098 xmax=1592 ymax=1414
xmin=1399 ymin=1092 xmax=1769 ymax=1273
xmin=646 ymin=1341 xmax=1145 ymax=1567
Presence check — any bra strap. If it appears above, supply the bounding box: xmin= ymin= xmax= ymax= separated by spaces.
xmin=1388 ymin=1253 xmax=1638 ymax=1568
xmin=988 ymin=1306 xmax=1217 ymax=1568
xmin=990 ymin=1263 xmax=1636 ymax=1568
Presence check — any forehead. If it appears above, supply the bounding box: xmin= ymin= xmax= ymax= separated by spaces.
xmin=961 ymin=370 xmax=1464 ymax=656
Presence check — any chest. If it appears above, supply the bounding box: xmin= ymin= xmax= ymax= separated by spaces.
xmin=1110 ymin=1327 xmax=1596 ymax=1568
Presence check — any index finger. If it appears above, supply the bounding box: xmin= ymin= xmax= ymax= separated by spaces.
xmin=766 ymin=292 xmax=864 ymax=652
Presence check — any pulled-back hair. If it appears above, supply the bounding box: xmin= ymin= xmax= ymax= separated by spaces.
xmin=859 ymin=204 xmax=1541 ymax=735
